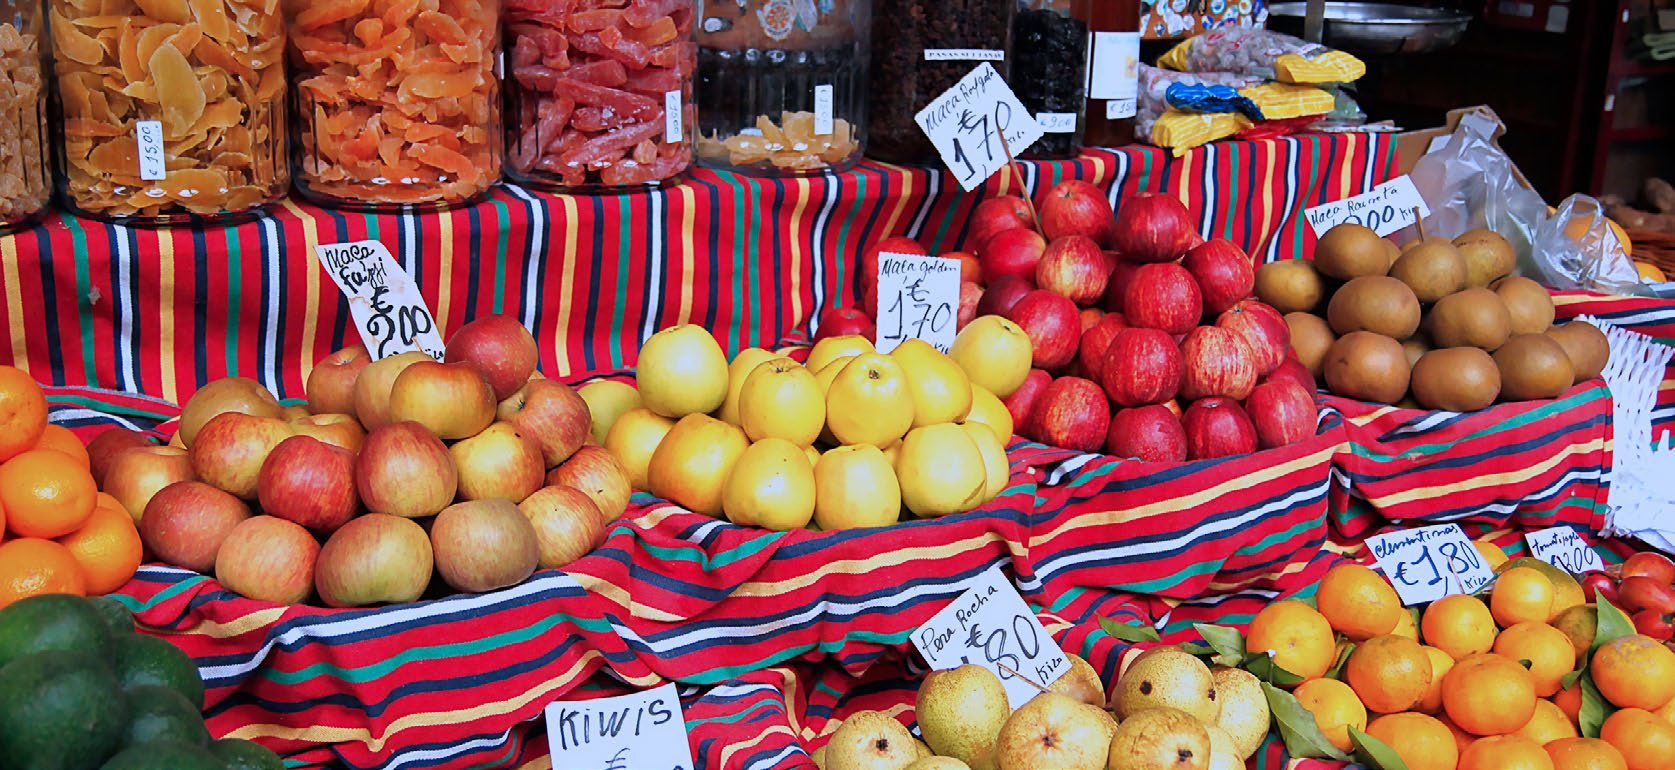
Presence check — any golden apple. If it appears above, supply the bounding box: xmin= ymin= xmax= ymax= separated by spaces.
xmin=646 ymin=413 xmax=748 ymax=516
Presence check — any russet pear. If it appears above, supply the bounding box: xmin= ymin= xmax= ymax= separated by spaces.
xmin=995 ymin=693 xmax=1112 ymax=770
xmin=825 ymin=710 xmax=919 ymax=770
xmin=917 ymin=665 xmax=1009 ymax=769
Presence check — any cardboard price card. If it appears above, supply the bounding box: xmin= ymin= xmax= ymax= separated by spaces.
xmin=314 ymin=240 xmax=446 ymax=362
xmin=1367 ymin=524 xmax=1496 ymax=606
xmin=874 ymin=253 xmax=961 ymax=354
xmin=545 ymin=683 xmax=695 ymax=770
xmin=911 ymin=565 xmax=1070 ymax=710
xmin=914 ymin=62 xmax=1044 ymax=192
xmin=1525 ymin=527 xmax=1606 ymax=575
xmin=1304 ymin=175 xmax=1432 ymax=238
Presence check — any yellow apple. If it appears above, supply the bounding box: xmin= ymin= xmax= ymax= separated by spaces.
xmin=890 ymin=339 xmax=972 ymax=426
xmin=812 ymin=445 xmax=899 ymax=530
xmin=603 ymin=407 xmax=676 ymax=491
xmin=577 ymin=380 xmax=641 ymax=445
xmin=895 ymin=423 xmax=985 ymax=517
xmin=715 ymin=348 xmax=779 ymax=426
xmin=950 ymin=315 xmax=1033 ymax=397
xmin=802 ymin=445 xmax=821 ymax=467
xmin=961 ymin=422 xmax=1009 ymax=504
xmin=738 ymin=357 xmax=825 ymax=446
xmin=636 ymin=325 xmax=728 ymax=418
xmin=825 ymin=354 xmax=913 ymax=448
xmin=646 ymin=413 xmax=748 ymax=516
xmin=963 ymin=383 xmax=1014 ymax=442
xmin=806 ymin=335 xmax=875 ymax=374
xmin=722 ymin=438 xmax=815 ymax=531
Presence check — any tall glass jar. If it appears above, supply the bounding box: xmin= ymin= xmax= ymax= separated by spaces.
xmin=867 ymin=0 xmax=1011 ymax=164
xmin=695 ymin=0 xmax=870 ymax=176
xmin=504 ymin=0 xmax=696 ymax=191
xmin=0 ymin=0 xmax=48 ymax=232
xmin=1072 ymin=0 xmax=1140 ymax=147
xmin=49 ymin=0 xmax=288 ymax=224
xmin=288 ymin=0 xmax=501 ymax=210
xmin=1013 ymin=0 xmax=1084 ymax=159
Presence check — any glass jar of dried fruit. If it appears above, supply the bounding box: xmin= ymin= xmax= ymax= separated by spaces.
xmin=0 ymin=0 xmax=48 ymax=231
xmin=866 ymin=0 xmax=1012 ymax=164
xmin=503 ymin=0 xmax=697 ymax=191
xmin=1013 ymin=0 xmax=1085 ymax=160
xmin=47 ymin=0 xmax=288 ymax=224
xmin=288 ymin=0 xmax=502 ymax=210
xmin=694 ymin=0 xmax=870 ymax=176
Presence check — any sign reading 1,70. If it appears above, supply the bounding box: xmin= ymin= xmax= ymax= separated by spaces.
xmin=874 ymin=253 xmax=961 ymax=354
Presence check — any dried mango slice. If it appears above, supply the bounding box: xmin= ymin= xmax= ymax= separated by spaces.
xmin=703 ymin=112 xmax=859 ymax=172
xmin=51 ymin=10 xmax=107 ymax=65
xmin=148 ymin=43 xmax=205 ymax=136
xmin=135 ymin=0 xmax=192 ymax=24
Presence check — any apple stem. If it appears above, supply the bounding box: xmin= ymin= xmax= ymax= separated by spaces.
xmin=1412 ymin=207 xmax=1426 ymax=241
xmin=996 ymin=662 xmax=1050 ymax=694
xmin=993 ymin=116 xmax=1043 ymax=234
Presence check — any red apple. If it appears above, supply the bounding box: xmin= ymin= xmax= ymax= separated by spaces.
xmin=1078 ymin=314 xmax=1129 ymax=382
xmin=357 ymin=422 xmax=458 ymax=518
xmin=353 ymin=351 xmax=431 ymax=431
xmin=1040 ymin=180 xmax=1115 ymax=243
xmin=1216 ymin=300 xmax=1290 ymax=376
xmin=1181 ymin=398 xmax=1258 ymax=460
xmin=1079 ymin=308 xmax=1105 ymax=332
xmin=1031 ymin=377 xmax=1110 ymax=453
xmin=1001 ymin=369 xmax=1053 ymax=437
xmin=103 ymin=445 xmax=194 ymax=523
xmin=314 ymin=513 xmax=433 ymax=607
xmin=1265 ymin=357 xmax=1317 ymax=395
xmin=1244 ymin=380 xmax=1317 ymax=449
xmin=86 ymin=428 xmax=156 ymax=486
xmin=976 ymin=276 xmax=1036 ymax=318
xmin=1101 ymin=327 xmax=1184 ymax=407
xmin=546 ymin=445 xmax=632 ymax=522
xmin=189 ymin=412 xmax=296 ymax=500
xmin=968 ymin=195 xmax=1034 ymax=255
xmin=1006 ymin=290 xmax=1081 ymax=371
xmin=1633 ymin=610 xmax=1674 ymax=642
xmin=431 ymin=499 xmax=540 ymax=593
xmin=947 ymin=251 xmax=982 ymax=283
xmin=288 ymin=413 xmax=366 ymax=454
xmin=814 ymin=306 xmax=877 ymax=341
xmin=1036 ymin=235 xmax=1111 ymax=306
xmin=445 ymin=315 xmax=541 ymax=401
xmin=519 ymin=485 xmax=606 ymax=570
xmin=215 ymin=516 xmax=320 ymax=605
xmin=451 ymin=421 xmax=546 ymax=502
xmin=1100 ymin=261 xmax=1142 ymax=314
xmin=1111 ymin=193 xmax=1198 ymax=263
xmin=1106 ymin=405 xmax=1188 ymax=462
xmin=957 ymin=281 xmax=984 ymax=330
xmin=388 ymin=361 xmax=498 ymax=440
xmin=140 ymin=481 xmax=253 ymax=574
xmin=1180 ymin=326 xmax=1259 ymax=401
xmin=980 ymin=228 xmax=1049 ymax=284
xmin=498 ymin=378 xmax=591 ymax=467
xmin=1181 ymin=239 xmax=1255 ymax=315
xmin=1124 ymin=263 xmax=1202 ymax=335
xmin=258 ymin=435 xmax=360 ymax=532
xmin=306 ymin=345 xmax=371 ymax=416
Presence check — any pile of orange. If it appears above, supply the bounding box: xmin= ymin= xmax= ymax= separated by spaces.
xmin=0 ymin=365 xmax=141 ymax=608
xmin=1250 ymin=558 xmax=1675 ymax=770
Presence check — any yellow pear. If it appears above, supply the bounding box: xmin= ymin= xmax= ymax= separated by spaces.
xmin=891 ymin=339 xmax=972 ymax=426
xmin=826 ymin=354 xmax=915 ymax=448
xmin=717 ymin=347 xmax=779 ymax=425
xmin=636 ymin=325 xmax=728 ymax=418
xmin=826 ymin=711 xmax=919 ymax=770
xmin=964 ymin=384 xmax=1014 ymax=442
xmin=961 ymin=423 xmax=1009 ymax=505
xmin=813 ymin=445 xmax=901 ymax=530
xmin=722 ymin=438 xmax=816 ymax=531
xmin=738 ymin=357 xmax=825 ymax=446
xmin=917 ymin=665 xmax=1009 ymax=769
xmin=807 ymin=334 xmax=876 ymax=374
xmin=603 ymin=407 xmax=676 ymax=491
xmin=646 ymin=413 xmax=749 ymax=516
xmin=578 ymin=380 xmax=642 ymax=445
xmin=949 ymin=315 xmax=1033 ymax=397
xmin=896 ymin=423 xmax=986 ymax=517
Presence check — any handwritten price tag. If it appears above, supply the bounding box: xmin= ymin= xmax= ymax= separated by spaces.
xmin=1367 ymin=524 xmax=1496 ymax=606
xmin=1304 ymin=175 xmax=1432 ymax=238
xmin=545 ymin=683 xmax=694 ymax=770
xmin=1526 ymin=527 xmax=1606 ymax=575
xmin=915 ymin=62 xmax=1044 ymax=192
xmin=912 ymin=565 xmax=1070 ymax=710
xmin=874 ymin=253 xmax=960 ymax=354
xmin=314 ymin=240 xmax=446 ymax=362
xmin=135 ymin=120 xmax=167 ymax=181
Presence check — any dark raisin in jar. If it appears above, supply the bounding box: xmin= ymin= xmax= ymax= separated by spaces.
xmin=867 ymin=0 xmax=1013 ymax=164
xmin=1013 ymin=2 xmax=1086 ymax=160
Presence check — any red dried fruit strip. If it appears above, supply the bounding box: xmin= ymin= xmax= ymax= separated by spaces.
xmin=552 ymin=78 xmax=659 ymax=121
xmin=559 ymin=118 xmax=661 ymax=166
xmin=567 ymin=58 xmax=627 ymax=86
xmin=624 ymin=0 xmax=680 ymax=28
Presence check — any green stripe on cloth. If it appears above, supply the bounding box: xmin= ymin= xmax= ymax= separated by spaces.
xmin=612 ymin=196 xmax=630 ymax=371
xmin=730 ymin=176 xmax=746 ymax=353
xmin=833 ymin=172 xmax=868 ymax=305
xmin=1222 ymin=143 xmax=1241 ymax=241
xmin=62 ymin=213 xmax=98 ymax=389
xmin=635 ymin=531 xmax=785 ymax=570
xmin=744 ymin=175 xmax=764 ymax=350
xmin=224 ymin=227 xmax=242 ymax=376
xmin=686 ymin=700 xmax=780 ymax=727
xmin=1116 ymin=560 xmax=1221 ymax=594
xmin=46 ymin=394 xmax=174 ymax=422
xmin=491 ymin=199 xmax=511 ymax=315
xmin=1345 ymin=390 xmax=1600 ymax=461
xmin=110 ymin=575 xmax=212 ymax=612
xmin=686 ymin=629 xmax=913 ymax=686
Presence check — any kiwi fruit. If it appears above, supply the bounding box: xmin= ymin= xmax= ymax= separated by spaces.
xmin=1326 ymin=276 xmax=1421 ymax=339
xmin=1255 ymin=260 xmax=1326 ymax=314
xmin=1314 ymin=223 xmax=1391 ymax=280
xmin=1492 ymin=276 xmax=1556 ymax=335
xmin=1453 ymin=229 xmax=1517 ymax=287
xmin=1411 ymin=348 xmax=1501 ymax=411
xmin=1427 ymin=287 xmax=1512 ymax=351
xmin=1402 ymin=335 xmax=1431 ymax=367
xmin=1494 ymin=333 xmax=1575 ymax=401
xmin=1546 ymin=321 xmax=1610 ymax=380
xmin=1389 ymin=241 xmax=1468 ymax=303
xmin=1286 ymin=312 xmax=1336 ymax=377
xmin=1324 ymin=331 xmax=1411 ymax=404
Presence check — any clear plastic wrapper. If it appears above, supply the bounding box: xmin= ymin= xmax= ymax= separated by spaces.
xmin=1157 ymin=26 xmax=1363 ymax=84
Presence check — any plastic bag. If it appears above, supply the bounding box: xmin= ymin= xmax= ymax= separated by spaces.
xmin=1139 ymin=64 xmax=1262 ymax=122
xmin=1532 ymin=195 xmax=1643 ymax=295
xmin=1157 ymin=26 xmax=1364 ymax=84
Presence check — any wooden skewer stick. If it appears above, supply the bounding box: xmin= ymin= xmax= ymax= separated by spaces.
xmin=994 ymin=105 xmax=1042 ymax=233
xmin=996 ymin=662 xmax=1050 ymax=694
xmin=1413 ymin=206 xmax=1427 ymax=241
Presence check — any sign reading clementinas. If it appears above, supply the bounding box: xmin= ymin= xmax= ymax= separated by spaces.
xmin=1367 ymin=524 xmax=1495 ymax=605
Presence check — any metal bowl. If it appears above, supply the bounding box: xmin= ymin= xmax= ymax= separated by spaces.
xmin=1269 ymin=2 xmax=1472 ymax=56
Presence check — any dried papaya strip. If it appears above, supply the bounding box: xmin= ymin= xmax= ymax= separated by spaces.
xmin=552 ymin=78 xmax=657 ymax=121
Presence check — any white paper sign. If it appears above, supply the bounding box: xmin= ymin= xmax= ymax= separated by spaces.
xmin=664 ymin=90 xmax=683 ymax=142
xmin=313 ymin=241 xmax=446 ymax=362
xmin=814 ymin=84 xmax=834 ymax=136
xmin=1087 ymin=31 xmax=1140 ymax=106
xmin=135 ymin=120 xmax=167 ymax=181
xmin=912 ymin=565 xmax=1071 ymax=710
xmin=874 ymin=253 xmax=961 ymax=354
xmin=915 ymin=62 xmax=1044 ymax=191
xmin=1304 ymin=175 xmax=1432 ymax=238
xmin=1036 ymin=113 xmax=1078 ymax=133
xmin=1526 ymin=527 xmax=1606 ymax=574
xmin=924 ymin=49 xmax=1006 ymax=62
xmin=545 ymin=683 xmax=694 ymax=770
xmin=1367 ymin=524 xmax=1496 ymax=606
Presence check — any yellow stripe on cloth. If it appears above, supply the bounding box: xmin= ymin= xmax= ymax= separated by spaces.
xmin=0 ymin=236 xmax=22 ymax=366
xmin=1370 ymin=437 xmax=1605 ymax=508
xmin=554 ymin=196 xmax=581 ymax=378
xmin=719 ymin=724 xmax=798 ymax=769
xmin=677 ymin=185 xmax=698 ymax=326
xmin=175 ymin=606 xmax=289 ymax=638
xmin=155 ymin=232 xmax=177 ymax=405
xmin=282 ymin=199 xmax=324 ymax=388
xmin=436 ymin=210 xmax=455 ymax=333
xmin=789 ymin=177 xmax=810 ymax=326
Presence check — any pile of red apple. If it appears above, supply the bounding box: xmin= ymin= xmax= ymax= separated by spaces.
xmin=94 ymin=315 xmax=627 ymax=609
xmin=1581 ymin=552 xmax=1675 ymax=642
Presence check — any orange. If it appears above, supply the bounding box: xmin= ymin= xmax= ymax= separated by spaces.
xmin=1546 ymin=737 xmax=1628 ymax=770
xmin=1444 ymin=652 xmax=1538 ymax=735
xmin=1656 ymin=696 xmax=1675 ymax=724
xmin=0 ymin=449 xmax=97 ymax=538
xmin=1495 ymin=567 xmax=1557 ymax=627
xmin=1365 ymin=712 xmax=1459 ymax=770
xmin=1293 ymin=677 xmax=1366 ymax=752
xmin=0 ymin=366 xmax=47 ymax=463
xmin=1438 ymin=712 xmax=1476 ymax=753
xmin=1475 ymin=539 xmax=1511 ymax=570
xmin=1391 ymin=607 xmax=1419 ymax=640
xmin=0 ymin=538 xmax=86 ymax=608
xmin=1245 ymin=600 xmax=1336 ymax=682
xmin=1593 ymin=635 xmax=1675 ymax=711
xmin=1554 ymin=682 xmax=1584 ymax=725
xmin=1637 ymin=262 xmax=1665 ymax=283
xmin=1600 ymin=708 xmax=1675 ymax=770
xmin=1416 ymin=645 xmax=1455 ymax=714
xmin=1520 ymin=698 xmax=1581 ymax=745
xmin=32 ymin=424 xmax=90 ymax=468
xmin=1345 ymin=634 xmax=1433 ymax=714
xmin=1495 ymin=622 xmax=1581 ymax=697
xmin=1317 ymin=562 xmax=1404 ymax=640
xmin=1423 ymin=594 xmax=1498 ymax=660
xmin=56 ymin=503 xmax=142 ymax=595
xmin=1460 ymin=734 xmax=1556 ymax=770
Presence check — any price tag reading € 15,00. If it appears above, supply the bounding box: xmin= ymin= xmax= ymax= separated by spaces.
xmin=314 ymin=240 xmax=446 ymax=362
xmin=1303 ymin=175 xmax=1432 ymax=238
xmin=1366 ymin=524 xmax=1496 ymax=606
xmin=874 ymin=253 xmax=961 ymax=354
xmin=912 ymin=565 xmax=1070 ymax=710
xmin=1526 ymin=526 xmax=1606 ymax=575
xmin=914 ymin=62 xmax=1044 ymax=192
xmin=544 ymin=683 xmax=694 ymax=770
